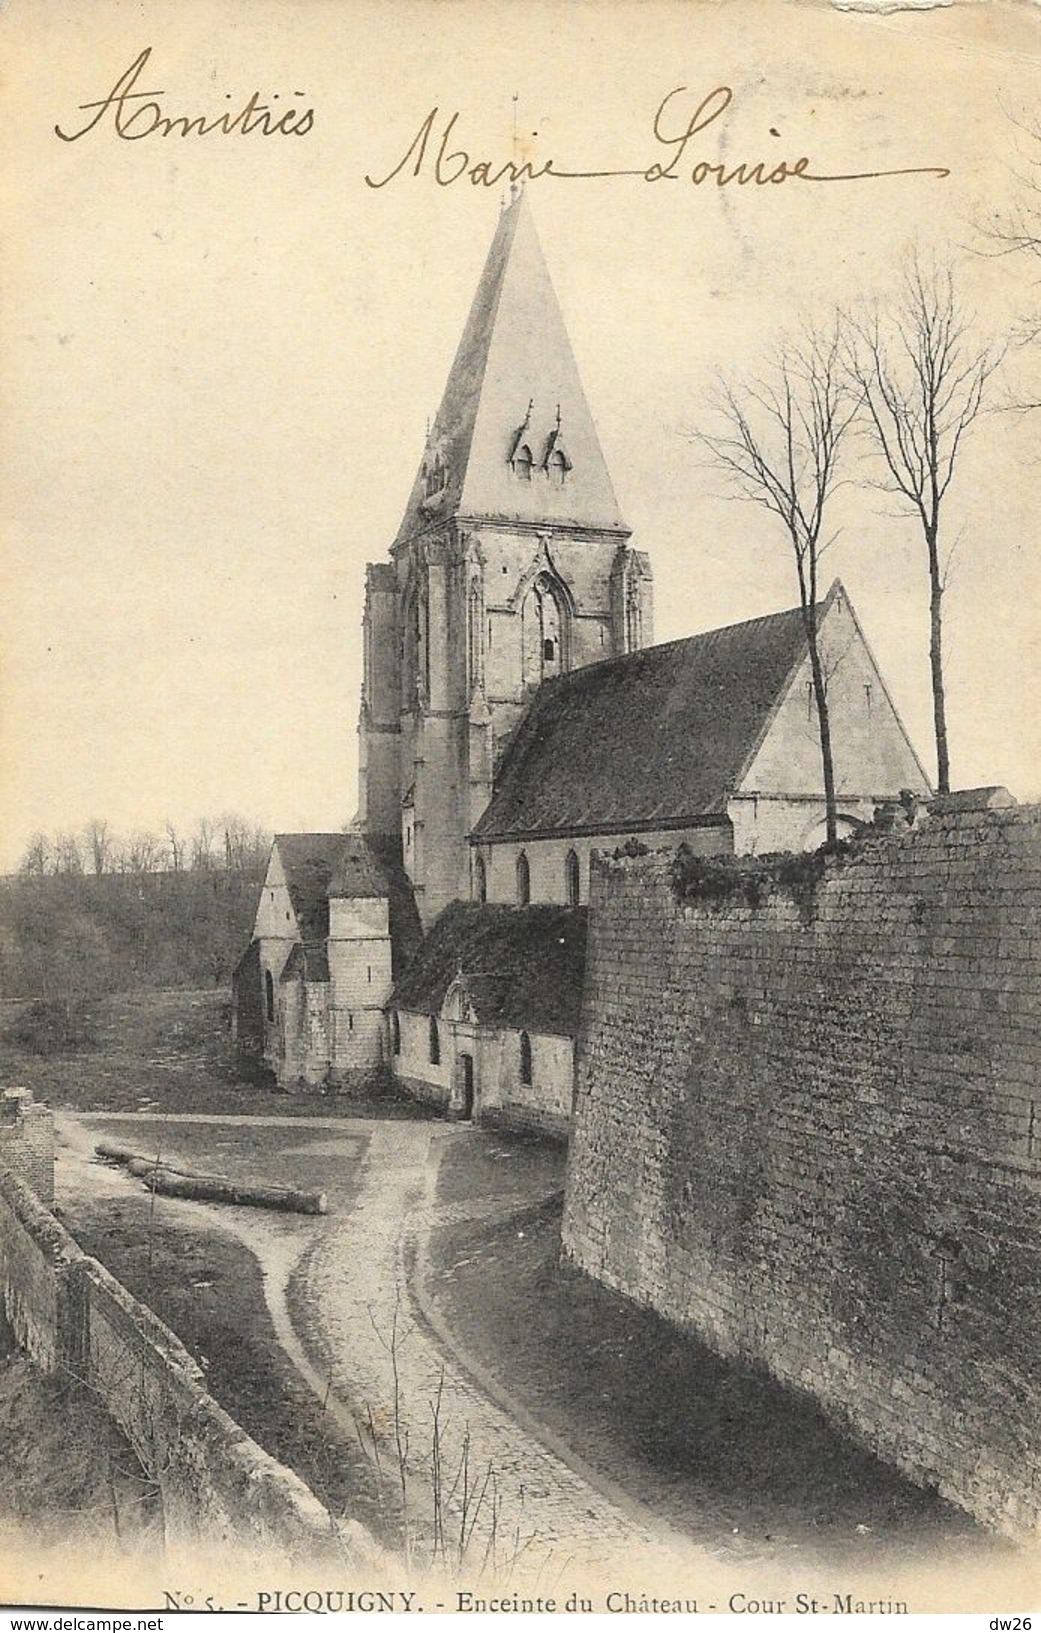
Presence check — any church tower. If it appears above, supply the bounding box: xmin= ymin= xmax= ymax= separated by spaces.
xmin=358 ymin=190 xmax=653 ymax=927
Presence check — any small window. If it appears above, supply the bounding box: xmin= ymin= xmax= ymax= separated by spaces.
xmin=565 ymin=849 xmax=580 ymax=907
xmin=516 ymin=851 xmax=530 ymax=906
xmin=514 ymin=444 xmax=533 ymax=482
xmin=543 ymin=638 xmax=555 ymax=661
xmin=367 ymin=965 xmax=372 ymax=983
xmin=265 ymin=969 xmax=274 ymax=1024
xmin=519 ymin=1030 xmax=532 ymax=1086
xmin=392 ymin=1011 xmax=401 ymax=1056
xmin=348 ymin=1013 xmax=354 ymax=1032
xmin=429 ymin=1015 xmax=441 ymax=1065
xmin=549 ymin=448 xmax=567 ymax=485
xmin=474 ymin=853 xmax=487 ymax=904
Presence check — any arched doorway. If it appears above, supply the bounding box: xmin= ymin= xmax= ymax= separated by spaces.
xmin=459 ymin=1053 xmax=475 ymax=1120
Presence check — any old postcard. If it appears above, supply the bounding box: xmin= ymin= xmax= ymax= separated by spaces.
xmin=1 ymin=0 xmax=1039 ymax=1619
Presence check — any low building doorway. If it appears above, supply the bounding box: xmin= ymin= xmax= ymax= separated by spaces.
xmin=459 ymin=1052 xmax=475 ymax=1121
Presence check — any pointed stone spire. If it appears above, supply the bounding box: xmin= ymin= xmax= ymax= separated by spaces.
xmin=394 ymin=191 xmax=628 ymax=546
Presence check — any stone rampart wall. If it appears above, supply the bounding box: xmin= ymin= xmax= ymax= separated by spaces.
xmin=0 ymin=1169 xmax=367 ymax=1562
xmin=563 ymin=799 xmax=1041 ymax=1538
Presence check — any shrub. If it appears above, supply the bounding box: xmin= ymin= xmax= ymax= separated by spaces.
xmin=2 ymin=998 xmax=99 ymax=1055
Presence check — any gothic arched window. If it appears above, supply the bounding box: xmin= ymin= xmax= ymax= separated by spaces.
xmin=516 ymin=851 xmax=530 ymax=905
xmin=519 ymin=1031 xmax=533 ymax=1086
xmin=265 ymin=969 xmax=275 ymax=1024
xmin=429 ymin=1015 xmax=440 ymax=1065
xmin=565 ymin=849 xmax=580 ymax=906
xmin=549 ymin=448 xmax=567 ymax=486
xmin=514 ymin=444 xmax=533 ymax=482
xmin=391 ymin=1011 xmax=401 ymax=1056
xmin=474 ymin=853 xmax=487 ymax=904
xmin=522 ymin=573 xmax=567 ymax=688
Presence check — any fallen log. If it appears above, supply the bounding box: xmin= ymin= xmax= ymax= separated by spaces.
xmin=96 ymin=1140 xmax=168 ymax=1169
xmin=98 ymin=1142 xmax=231 ymax=1186
xmin=138 ymin=1167 xmax=328 ymax=1215
xmin=95 ymin=1141 xmax=327 ymax=1215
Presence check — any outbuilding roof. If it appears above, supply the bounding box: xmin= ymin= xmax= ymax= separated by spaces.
xmin=472 ymin=598 xmax=823 ymax=841
xmin=280 ymin=942 xmax=331 ymax=984
xmin=271 ymin=831 xmax=420 ymax=976
xmin=389 ymin=903 xmax=587 ymax=1037
xmin=273 ymin=834 xmax=348 ymax=941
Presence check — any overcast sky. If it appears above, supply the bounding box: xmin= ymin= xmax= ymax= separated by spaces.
xmin=2 ymin=0 xmax=1039 ymax=871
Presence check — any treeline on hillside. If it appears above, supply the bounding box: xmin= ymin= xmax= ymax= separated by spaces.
xmin=2 ymin=816 xmax=273 ymax=1004
xmin=17 ymin=815 xmax=270 ymax=880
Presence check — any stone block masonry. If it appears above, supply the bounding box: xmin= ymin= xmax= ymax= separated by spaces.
xmin=0 ymin=1087 xmax=55 ymax=1206
xmin=563 ymin=799 xmax=1041 ymax=1539
xmin=0 ymin=1167 xmax=373 ymax=1564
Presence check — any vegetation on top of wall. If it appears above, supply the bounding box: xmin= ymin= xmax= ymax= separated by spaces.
xmin=669 ymin=839 xmax=859 ymax=916
xmin=611 ymin=838 xmax=651 ymax=859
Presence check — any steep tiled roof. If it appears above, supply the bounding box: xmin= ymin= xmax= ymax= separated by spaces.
xmin=394 ymin=192 xmax=627 ymax=546
xmin=273 ymin=831 xmax=420 ymax=978
xmin=233 ymin=937 xmax=261 ymax=985
xmin=329 ymin=836 xmax=391 ymax=900
xmin=390 ymin=904 xmax=587 ymax=1037
xmin=473 ymin=602 xmax=814 ymax=840
xmin=274 ymin=834 xmax=348 ymax=941
xmin=280 ymin=942 xmax=331 ymax=983
xmin=360 ymin=834 xmax=424 ymax=978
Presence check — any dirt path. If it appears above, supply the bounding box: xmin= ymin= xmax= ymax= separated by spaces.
xmin=53 ymin=1112 xmax=795 ymax=1585
xmin=287 ymin=1120 xmax=713 ymax=1581
xmin=59 ymin=1112 xmax=688 ymax=1574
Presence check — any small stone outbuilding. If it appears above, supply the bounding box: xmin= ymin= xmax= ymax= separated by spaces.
xmin=232 ymin=832 xmax=420 ymax=1090
xmin=386 ymin=903 xmax=586 ymax=1139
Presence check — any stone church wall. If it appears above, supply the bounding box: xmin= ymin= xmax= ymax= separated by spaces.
xmin=563 ymin=799 xmax=1041 ymax=1538
xmin=474 ymin=824 xmax=730 ymax=908
xmin=390 ymin=1010 xmax=572 ymax=1136
xmin=726 ymin=793 xmax=882 ymax=856
xmin=480 ymin=1028 xmax=573 ymax=1141
xmin=392 ymin=1010 xmax=452 ymax=1108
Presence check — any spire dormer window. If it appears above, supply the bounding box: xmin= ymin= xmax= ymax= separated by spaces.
xmin=543 ymin=406 xmax=572 ymax=485
xmin=424 ymin=452 xmax=447 ymax=497
xmin=508 ymin=399 xmax=535 ymax=481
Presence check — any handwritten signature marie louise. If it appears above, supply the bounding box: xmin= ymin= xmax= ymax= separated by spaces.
xmin=55 ymin=47 xmax=949 ymax=194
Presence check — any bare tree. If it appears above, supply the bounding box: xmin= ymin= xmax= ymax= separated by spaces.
xmin=83 ymin=818 xmax=112 ymax=876
xmin=164 ymin=820 xmax=184 ymax=873
xmin=190 ymin=817 xmax=217 ymax=872
xmin=54 ymin=830 xmax=85 ymax=875
xmin=848 ymin=257 xmax=1002 ymax=794
xmin=19 ymin=831 xmax=51 ymax=878
xmin=125 ymin=829 xmax=162 ymax=874
xmin=694 ymin=324 xmax=858 ymax=846
xmin=980 ymin=110 xmax=1041 ymax=409
xmin=220 ymin=813 xmax=271 ymax=874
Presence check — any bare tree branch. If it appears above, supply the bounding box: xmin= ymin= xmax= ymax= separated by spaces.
xmin=846 ymin=252 xmax=1002 ymax=793
xmin=691 ymin=319 xmax=860 ymax=846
